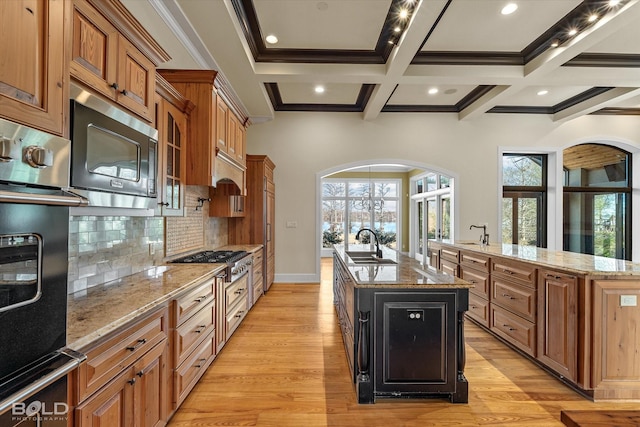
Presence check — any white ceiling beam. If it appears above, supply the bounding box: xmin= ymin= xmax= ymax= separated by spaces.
xmin=364 ymin=0 xmax=449 ymax=120
xmin=553 ymin=87 xmax=640 ymax=122
xmin=459 ymin=0 xmax=640 ymax=121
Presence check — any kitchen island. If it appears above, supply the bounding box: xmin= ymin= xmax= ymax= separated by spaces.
xmin=429 ymin=240 xmax=640 ymax=401
xmin=332 ymin=244 xmax=473 ymax=404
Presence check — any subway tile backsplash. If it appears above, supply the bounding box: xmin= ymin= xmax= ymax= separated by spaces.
xmin=68 ymin=186 xmax=229 ymax=294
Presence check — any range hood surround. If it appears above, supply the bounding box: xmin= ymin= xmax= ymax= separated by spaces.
xmin=214 ymin=149 xmax=246 ymax=195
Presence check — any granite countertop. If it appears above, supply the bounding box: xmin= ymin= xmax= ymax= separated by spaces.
xmin=433 ymin=240 xmax=640 ymax=276
xmin=218 ymin=244 xmax=263 ymax=253
xmin=333 ymin=244 xmax=472 ymax=289
xmin=67 ymin=264 xmax=226 ymax=351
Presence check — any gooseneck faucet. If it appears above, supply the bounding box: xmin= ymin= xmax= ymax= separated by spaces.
xmin=470 ymin=224 xmax=490 ymax=246
xmin=356 ymin=228 xmax=383 ymax=258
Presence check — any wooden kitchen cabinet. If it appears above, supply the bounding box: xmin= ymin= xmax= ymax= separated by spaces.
xmin=74 ymin=307 xmax=169 ymax=427
xmin=209 ymin=183 xmax=246 ymax=217
xmin=158 ymin=69 xmax=248 ymax=191
xmin=252 ymin=248 xmax=264 ymax=304
xmin=229 ymin=155 xmax=276 ymax=291
xmin=170 ymin=275 xmax=219 ymax=409
xmin=0 ymin=0 xmax=68 ymax=136
xmin=155 ymin=75 xmax=193 ymax=216
xmin=460 ymin=250 xmax=491 ymax=327
xmin=70 ymin=0 xmax=168 ymax=122
xmin=537 ymin=269 xmax=578 ymax=382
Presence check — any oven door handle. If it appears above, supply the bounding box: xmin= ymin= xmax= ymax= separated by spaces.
xmin=0 ymin=350 xmax=86 ymax=415
xmin=0 ymin=190 xmax=89 ymax=206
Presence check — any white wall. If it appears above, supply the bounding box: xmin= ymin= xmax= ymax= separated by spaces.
xmin=246 ymin=112 xmax=640 ymax=282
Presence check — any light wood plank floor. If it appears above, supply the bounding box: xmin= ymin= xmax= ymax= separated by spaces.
xmin=168 ymin=259 xmax=639 ymax=426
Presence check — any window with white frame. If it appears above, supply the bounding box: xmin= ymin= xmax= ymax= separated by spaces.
xmin=322 ymin=178 xmax=400 ymax=250
xmin=411 ymin=172 xmax=453 ymax=260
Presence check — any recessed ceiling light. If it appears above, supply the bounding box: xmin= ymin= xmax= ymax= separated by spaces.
xmin=609 ymin=0 xmax=621 ymax=6
xmin=588 ymin=14 xmax=599 ymax=22
xmin=428 ymin=88 xmax=439 ymax=95
xmin=501 ymin=3 xmax=518 ymax=15
xmin=444 ymin=88 xmax=458 ymax=95
xmin=537 ymin=90 xmax=549 ymax=96
xmin=265 ymin=34 xmax=278 ymax=44
xmin=399 ymin=9 xmax=409 ymax=19
xmin=316 ymin=1 xmax=329 ymax=11
xmin=550 ymin=39 xmax=560 ymax=48
xmin=568 ymin=28 xmax=578 ymax=36
xmin=394 ymin=26 xmax=401 ymax=33
xmin=314 ymin=86 xmax=325 ymax=94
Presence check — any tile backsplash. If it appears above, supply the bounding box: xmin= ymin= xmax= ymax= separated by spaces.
xmin=68 ymin=185 xmax=228 ymax=294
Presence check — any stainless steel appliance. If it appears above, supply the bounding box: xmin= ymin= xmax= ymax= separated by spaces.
xmin=0 ymin=117 xmax=86 ymax=426
xmin=171 ymin=250 xmax=252 ymax=283
xmin=69 ymin=84 xmax=158 ymax=209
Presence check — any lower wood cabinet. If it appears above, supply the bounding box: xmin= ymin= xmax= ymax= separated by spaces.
xmin=537 ymin=269 xmax=578 ymax=382
xmin=74 ymin=307 xmax=170 ymax=427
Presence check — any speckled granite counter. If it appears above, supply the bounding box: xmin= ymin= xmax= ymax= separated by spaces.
xmin=333 ymin=244 xmax=472 ymax=289
xmin=433 ymin=240 xmax=640 ymax=276
xmin=67 ymin=264 xmax=225 ymax=351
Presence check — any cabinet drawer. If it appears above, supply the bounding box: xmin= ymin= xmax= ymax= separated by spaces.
xmin=77 ymin=307 xmax=168 ymax=402
xmin=174 ymin=300 xmax=215 ymax=367
xmin=174 ymin=278 xmax=215 ymax=327
xmin=441 ymin=259 xmax=458 ymax=277
xmin=467 ymin=293 xmax=489 ymax=327
xmin=440 ymin=247 xmax=459 ymax=263
xmin=174 ymin=330 xmax=216 ymax=406
xmin=492 ymin=278 xmax=536 ymax=322
xmin=226 ymin=296 xmax=248 ymax=338
xmin=461 ymin=267 xmax=490 ymax=299
xmin=492 ymin=258 xmax=536 ymax=287
xmin=253 ymin=277 xmax=264 ymax=302
xmin=491 ymin=305 xmax=536 ymax=356
xmin=460 ymin=250 xmax=490 ymax=272
xmin=226 ymin=275 xmax=249 ymax=311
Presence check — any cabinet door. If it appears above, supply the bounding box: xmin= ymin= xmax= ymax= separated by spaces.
xmin=71 ymin=0 xmax=119 ymax=100
xmin=132 ymin=341 xmax=168 ymax=427
xmin=216 ymin=97 xmax=228 ymax=153
xmin=236 ymin=124 xmax=246 ymax=165
xmin=537 ymin=270 xmax=577 ymax=381
xmin=116 ymin=35 xmax=155 ymax=122
xmin=227 ymin=112 xmax=239 ymax=159
xmin=266 ymin=187 xmax=275 ymax=290
xmin=158 ymin=99 xmax=187 ymax=216
xmin=76 ymin=369 xmax=134 ymax=427
xmin=0 ymin=0 xmax=67 ymax=135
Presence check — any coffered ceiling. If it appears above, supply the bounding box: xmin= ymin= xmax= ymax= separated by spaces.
xmin=123 ymin=0 xmax=640 ymax=123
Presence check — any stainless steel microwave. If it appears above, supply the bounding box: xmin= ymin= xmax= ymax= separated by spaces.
xmin=69 ymin=88 xmax=158 ymax=210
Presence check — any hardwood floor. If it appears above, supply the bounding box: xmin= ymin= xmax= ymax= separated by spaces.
xmin=168 ymin=259 xmax=638 ymax=426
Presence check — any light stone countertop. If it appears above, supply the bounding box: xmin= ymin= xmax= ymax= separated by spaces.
xmin=434 ymin=240 xmax=640 ymax=276
xmin=333 ymin=244 xmax=473 ymax=289
xmin=67 ymin=264 xmax=226 ymax=351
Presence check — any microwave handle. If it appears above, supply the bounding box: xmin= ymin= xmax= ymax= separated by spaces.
xmin=0 ymin=190 xmax=89 ymax=206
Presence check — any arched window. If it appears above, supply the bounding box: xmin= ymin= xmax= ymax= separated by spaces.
xmin=563 ymin=143 xmax=631 ymax=260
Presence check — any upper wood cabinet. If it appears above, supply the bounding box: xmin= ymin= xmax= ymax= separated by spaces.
xmin=158 ymin=69 xmax=248 ymax=191
xmin=155 ymin=75 xmax=193 ymax=217
xmin=70 ymin=0 xmax=170 ymax=122
xmin=0 ymin=0 xmax=69 ymax=136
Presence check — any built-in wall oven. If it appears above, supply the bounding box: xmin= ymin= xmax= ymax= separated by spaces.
xmin=0 ymin=117 xmax=86 ymax=426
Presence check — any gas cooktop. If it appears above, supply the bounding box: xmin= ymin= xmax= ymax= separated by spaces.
xmin=171 ymin=250 xmax=247 ymax=264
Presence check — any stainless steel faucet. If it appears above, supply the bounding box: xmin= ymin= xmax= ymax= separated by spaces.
xmin=470 ymin=224 xmax=489 ymax=246
xmin=356 ymin=228 xmax=383 ymax=258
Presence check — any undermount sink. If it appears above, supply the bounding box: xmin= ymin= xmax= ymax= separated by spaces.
xmin=345 ymin=251 xmax=397 ymax=265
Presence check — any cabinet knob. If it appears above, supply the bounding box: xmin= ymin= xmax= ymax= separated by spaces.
xmin=136 ymin=370 xmax=144 ymax=377
xmin=120 ymin=89 xmax=128 ymax=95
xmin=127 ymin=378 xmax=136 ymax=385
xmin=110 ymin=82 xmax=119 ymax=90
xmin=159 ymin=201 xmax=169 ymax=207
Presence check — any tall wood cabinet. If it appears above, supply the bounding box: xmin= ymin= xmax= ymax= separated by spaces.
xmin=229 ymin=155 xmax=276 ymax=291
xmin=0 ymin=0 xmax=69 ymax=136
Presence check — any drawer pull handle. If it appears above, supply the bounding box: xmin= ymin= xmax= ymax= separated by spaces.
xmin=234 ymin=311 xmax=245 ymax=318
xmin=504 ymin=269 xmax=514 ymax=275
xmin=127 ymin=378 xmax=136 ymax=385
xmin=194 ymin=358 xmax=207 ymax=368
xmin=546 ymin=274 xmax=561 ymax=280
xmin=194 ymin=325 xmax=207 ymax=333
xmin=194 ymin=296 xmax=207 ymax=303
xmin=471 ymin=305 xmax=478 ymax=309
xmin=502 ymin=293 xmax=515 ymax=300
xmin=502 ymin=324 xmax=516 ymax=331
xmin=469 ymin=280 xmax=477 ymax=284
xmin=126 ymin=338 xmax=146 ymax=351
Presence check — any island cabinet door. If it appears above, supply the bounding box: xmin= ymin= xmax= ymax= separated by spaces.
xmin=374 ymin=292 xmax=457 ymax=394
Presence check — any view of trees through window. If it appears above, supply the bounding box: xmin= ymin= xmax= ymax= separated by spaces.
xmin=322 ymin=179 xmax=399 ymax=250
xmin=563 ymin=143 xmax=631 ymax=260
xmin=502 ymin=154 xmax=547 ymax=247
